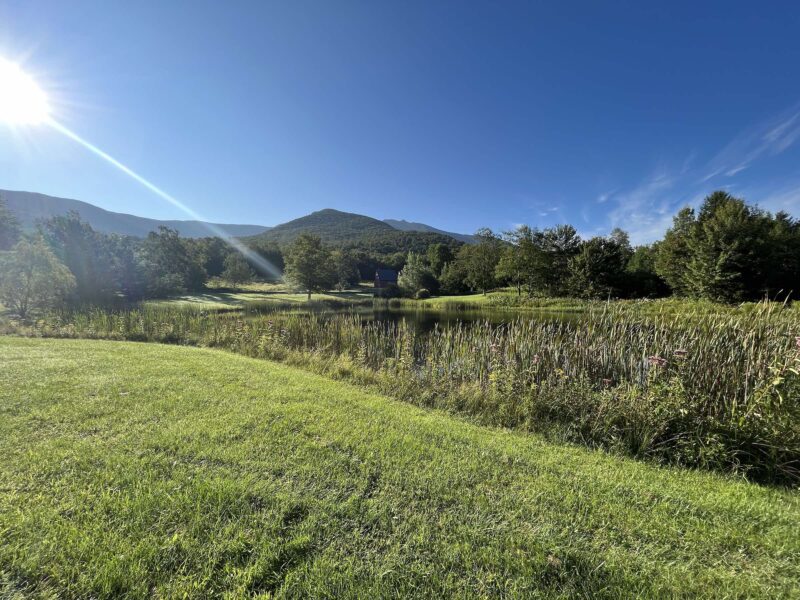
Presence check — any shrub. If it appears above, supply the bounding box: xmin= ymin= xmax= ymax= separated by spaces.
xmin=375 ymin=283 xmax=401 ymax=298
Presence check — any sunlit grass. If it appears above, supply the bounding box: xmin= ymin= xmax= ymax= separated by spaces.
xmin=10 ymin=301 xmax=800 ymax=482
xmin=145 ymin=280 xmax=376 ymax=309
xmin=1 ymin=337 xmax=798 ymax=597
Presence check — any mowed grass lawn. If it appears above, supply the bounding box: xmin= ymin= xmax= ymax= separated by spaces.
xmin=0 ymin=338 xmax=798 ymax=598
xmin=145 ymin=281 xmax=375 ymax=310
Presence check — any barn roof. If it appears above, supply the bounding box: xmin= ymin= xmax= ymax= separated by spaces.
xmin=375 ymin=269 xmax=398 ymax=282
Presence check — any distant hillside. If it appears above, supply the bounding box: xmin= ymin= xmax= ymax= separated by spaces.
xmin=250 ymin=208 xmax=463 ymax=253
xmin=0 ymin=190 xmax=272 ymax=238
xmin=257 ymin=209 xmax=393 ymax=245
xmin=383 ymin=219 xmax=476 ymax=244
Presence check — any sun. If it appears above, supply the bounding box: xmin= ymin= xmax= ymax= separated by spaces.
xmin=0 ymin=58 xmax=50 ymax=125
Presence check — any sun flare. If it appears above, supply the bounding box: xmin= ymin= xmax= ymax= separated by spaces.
xmin=0 ymin=57 xmax=50 ymax=125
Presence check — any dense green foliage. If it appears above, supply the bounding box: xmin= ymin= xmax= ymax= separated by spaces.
xmin=0 ymin=238 xmax=75 ymax=317
xmin=282 ymin=234 xmax=336 ymax=300
xmin=42 ymin=212 xmax=133 ymax=303
xmin=655 ymin=191 xmax=800 ymax=302
xmin=247 ymin=208 xmax=463 ymax=279
xmin=16 ymin=302 xmax=800 ymax=483
xmin=3 ymin=189 xmax=800 ymax=314
xmin=433 ymin=191 xmax=800 ymax=302
xmin=567 ymin=230 xmax=631 ymax=299
xmin=330 ymin=249 xmax=361 ymax=291
xmin=254 ymin=208 xmax=396 ymax=245
xmin=0 ymin=212 xmax=286 ymax=314
xmin=1 ymin=337 xmax=797 ymax=597
xmin=397 ymin=252 xmax=437 ymax=295
xmin=459 ymin=228 xmax=504 ymax=294
xmin=221 ymin=252 xmax=255 ymax=289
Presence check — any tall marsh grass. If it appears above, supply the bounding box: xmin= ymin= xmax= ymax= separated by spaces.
xmin=8 ymin=303 xmax=799 ymax=483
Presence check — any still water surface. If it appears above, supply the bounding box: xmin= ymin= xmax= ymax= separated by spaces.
xmin=275 ymin=306 xmax=582 ymax=333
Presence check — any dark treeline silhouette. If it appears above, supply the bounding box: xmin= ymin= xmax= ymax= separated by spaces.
xmin=2 ymin=190 xmax=800 ymax=316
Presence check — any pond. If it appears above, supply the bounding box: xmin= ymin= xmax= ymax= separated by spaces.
xmin=264 ymin=305 xmax=584 ymax=333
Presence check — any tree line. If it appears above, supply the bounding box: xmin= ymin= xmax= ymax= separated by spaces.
xmin=0 ymin=204 xmax=284 ymax=317
xmin=2 ymin=190 xmax=800 ymax=316
xmin=391 ymin=190 xmax=800 ymax=302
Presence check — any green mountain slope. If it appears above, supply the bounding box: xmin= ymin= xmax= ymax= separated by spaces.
xmin=383 ymin=218 xmax=476 ymax=244
xmin=1 ymin=337 xmax=798 ymax=598
xmin=256 ymin=208 xmax=393 ymax=244
xmin=251 ymin=208 xmax=463 ymax=252
xmin=1 ymin=189 xmax=272 ymax=238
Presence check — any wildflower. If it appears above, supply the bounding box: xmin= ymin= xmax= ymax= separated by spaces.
xmin=532 ymin=354 xmax=541 ymax=365
xmin=601 ymin=378 xmax=613 ymax=387
xmin=648 ymin=355 xmax=668 ymax=367
xmin=673 ymin=348 xmax=688 ymax=359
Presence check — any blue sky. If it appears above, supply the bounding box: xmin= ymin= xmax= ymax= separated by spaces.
xmin=1 ymin=1 xmax=800 ymax=243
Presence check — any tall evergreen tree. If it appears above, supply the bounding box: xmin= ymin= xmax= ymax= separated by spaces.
xmin=682 ymin=192 xmax=769 ymax=302
xmin=654 ymin=207 xmax=695 ymax=296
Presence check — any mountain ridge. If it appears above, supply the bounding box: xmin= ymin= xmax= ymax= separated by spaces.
xmin=382 ymin=218 xmax=475 ymax=244
xmin=0 ymin=190 xmax=272 ymax=238
xmin=1 ymin=189 xmax=475 ymax=244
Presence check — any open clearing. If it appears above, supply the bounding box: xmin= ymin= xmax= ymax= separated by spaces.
xmin=144 ymin=281 xmax=375 ymax=310
xmin=0 ymin=337 xmax=798 ymax=598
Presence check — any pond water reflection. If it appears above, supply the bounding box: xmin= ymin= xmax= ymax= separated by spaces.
xmin=275 ymin=306 xmax=584 ymax=333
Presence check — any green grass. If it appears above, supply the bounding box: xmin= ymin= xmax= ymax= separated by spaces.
xmin=145 ymin=281 xmax=376 ymax=310
xmin=1 ymin=337 xmax=798 ymax=598
xmin=400 ymin=289 xmax=798 ymax=316
xmin=17 ymin=303 xmax=799 ymax=482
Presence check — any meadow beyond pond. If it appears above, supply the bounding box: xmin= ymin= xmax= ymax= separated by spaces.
xmin=9 ymin=300 xmax=800 ymax=485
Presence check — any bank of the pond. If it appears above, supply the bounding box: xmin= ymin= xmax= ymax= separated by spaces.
xmin=6 ymin=302 xmax=800 ymax=484
xmin=1 ymin=337 xmax=798 ymax=598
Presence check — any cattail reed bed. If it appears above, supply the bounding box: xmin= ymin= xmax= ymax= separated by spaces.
xmin=9 ymin=303 xmax=800 ymax=484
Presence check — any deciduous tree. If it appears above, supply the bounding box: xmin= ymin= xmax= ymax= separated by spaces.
xmin=0 ymin=237 xmax=75 ymax=318
xmin=283 ymin=234 xmax=335 ymax=300
xmin=221 ymin=252 xmax=255 ymax=289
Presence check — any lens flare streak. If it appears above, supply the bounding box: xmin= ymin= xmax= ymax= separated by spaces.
xmin=46 ymin=118 xmax=280 ymax=279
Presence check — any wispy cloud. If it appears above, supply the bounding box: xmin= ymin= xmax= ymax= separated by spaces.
xmin=596 ymin=189 xmax=616 ymax=204
xmin=596 ymin=103 xmax=800 ymax=244
xmin=607 ymin=171 xmax=681 ymax=245
xmin=538 ymin=206 xmax=559 ymax=217
xmin=748 ymin=181 xmax=800 ymax=214
xmin=702 ymin=106 xmax=800 ymax=182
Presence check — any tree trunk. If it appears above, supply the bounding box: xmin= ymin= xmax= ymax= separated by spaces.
xmin=307 ymin=289 xmax=311 ymax=301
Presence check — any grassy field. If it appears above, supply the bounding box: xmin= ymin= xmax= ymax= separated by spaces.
xmin=399 ymin=289 xmax=800 ymax=316
xmin=16 ymin=303 xmax=800 ymax=482
xmin=145 ymin=281 xmax=375 ymax=310
xmin=1 ymin=337 xmax=798 ymax=598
